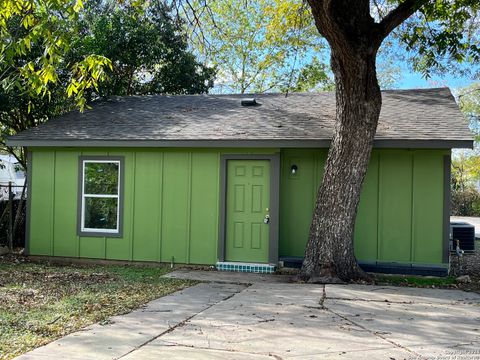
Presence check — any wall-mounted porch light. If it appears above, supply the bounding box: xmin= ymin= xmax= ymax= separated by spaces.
xmin=290 ymin=164 xmax=298 ymax=175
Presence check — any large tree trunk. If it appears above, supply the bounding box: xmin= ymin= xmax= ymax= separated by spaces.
xmin=299 ymin=1 xmax=383 ymax=282
xmin=296 ymin=0 xmax=426 ymax=282
xmin=299 ymin=49 xmax=381 ymax=282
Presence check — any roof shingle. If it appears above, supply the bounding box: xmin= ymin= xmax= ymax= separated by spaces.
xmin=7 ymin=88 xmax=473 ymax=147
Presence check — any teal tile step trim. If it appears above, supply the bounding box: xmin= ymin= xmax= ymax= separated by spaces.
xmin=216 ymin=262 xmax=276 ymax=274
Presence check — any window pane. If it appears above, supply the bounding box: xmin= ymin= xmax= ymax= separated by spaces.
xmin=84 ymin=197 xmax=118 ymax=230
xmin=84 ymin=162 xmax=119 ymax=195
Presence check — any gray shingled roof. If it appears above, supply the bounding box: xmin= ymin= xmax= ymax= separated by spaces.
xmin=6 ymin=87 xmax=473 ymax=148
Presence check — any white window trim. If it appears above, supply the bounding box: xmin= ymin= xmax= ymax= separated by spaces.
xmin=81 ymin=159 xmax=121 ymax=234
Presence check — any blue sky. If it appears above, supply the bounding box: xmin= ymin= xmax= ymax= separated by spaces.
xmin=398 ymin=69 xmax=476 ymax=91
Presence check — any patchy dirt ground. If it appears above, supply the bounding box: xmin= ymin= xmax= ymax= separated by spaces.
xmin=0 ymin=255 xmax=194 ymax=360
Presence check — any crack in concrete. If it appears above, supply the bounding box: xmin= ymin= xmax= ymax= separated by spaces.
xmin=156 ymin=338 xmax=409 ymax=358
xmin=321 ymin=287 xmax=424 ymax=358
xmin=319 ymin=284 xmax=326 ymax=309
xmin=114 ymin=286 xmax=248 ymax=360
xmin=325 ymin=307 xmax=423 ymax=358
xmin=328 ymin=297 xmax=414 ymax=304
xmin=156 ymin=339 xmax=283 ymax=358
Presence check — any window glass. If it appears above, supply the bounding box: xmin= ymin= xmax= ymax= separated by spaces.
xmin=84 ymin=197 xmax=118 ymax=230
xmin=84 ymin=162 xmax=119 ymax=195
xmin=81 ymin=160 xmax=121 ymax=234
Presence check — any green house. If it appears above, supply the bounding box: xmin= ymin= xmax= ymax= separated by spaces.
xmin=7 ymin=88 xmax=473 ymax=275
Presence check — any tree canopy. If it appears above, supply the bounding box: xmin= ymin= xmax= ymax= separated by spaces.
xmin=0 ymin=0 xmax=112 ymax=109
xmin=73 ymin=0 xmax=215 ymax=97
xmin=459 ymin=83 xmax=480 ymax=141
xmin=0 ymin=0 xmax=216 ymax=166
xmin=185 ymin=0 xmax=325 ymax=93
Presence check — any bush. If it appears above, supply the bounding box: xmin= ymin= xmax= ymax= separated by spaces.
xmin=0 ymin=199 xmax=26 ymax=248
xmin=451 ymin=187 xmax=480 ymax=216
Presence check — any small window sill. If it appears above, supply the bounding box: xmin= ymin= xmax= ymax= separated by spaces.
xmin=78 ymin=230 xmax=123 ymax=238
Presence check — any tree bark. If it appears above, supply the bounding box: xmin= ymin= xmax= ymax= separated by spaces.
xmin=299 ymin=0 xmax=383 ymax=282
xmin=299 ymin=49 xmax=381 ymax=282
xmin=299 ymin=0 xmax=427 ymax=282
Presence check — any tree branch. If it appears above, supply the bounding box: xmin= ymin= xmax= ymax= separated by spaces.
xmin=376 ymin=0 xmax=431 ymax=40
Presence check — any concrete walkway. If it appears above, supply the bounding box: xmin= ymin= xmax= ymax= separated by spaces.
xmin=18 ymin=271 xmax=480 ymax=360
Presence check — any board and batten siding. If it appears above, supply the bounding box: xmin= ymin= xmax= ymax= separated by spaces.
xmin=280 ymin=149 xmax=449 ymax=265
xmin=28 ymin=147 xmax=448 ymax=265
xmin=28 ymin=148 xmax=276 ymax=264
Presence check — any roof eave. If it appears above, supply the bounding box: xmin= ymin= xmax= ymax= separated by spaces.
xmin=5 ymin=138 xmax=474 ymax=149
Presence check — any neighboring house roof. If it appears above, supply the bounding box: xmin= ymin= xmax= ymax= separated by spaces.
xmin=6 ymin=87 xmax=474 ymax=149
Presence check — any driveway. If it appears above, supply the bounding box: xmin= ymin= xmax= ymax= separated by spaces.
xmin=18 ymin=270 xmax=480 ymax=360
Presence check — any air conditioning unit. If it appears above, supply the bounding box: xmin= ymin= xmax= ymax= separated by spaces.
xmin=450 ymin=222 xmax=475 ymax=252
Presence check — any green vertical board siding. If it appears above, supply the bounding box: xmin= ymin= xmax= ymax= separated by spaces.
xmin=378 ymin=151 xmax=413 ymax=262
xmin=161 ymin=152 xmax=189 ymax=263
xmin=354 ymin=152 xmax=379 ymax=261
xmin=53 ymin=151 xmax=78 ymax=257
xmin=79 ymin=236 xmax=105 ymax=259
xmin=131 ymin=152 xmax=162 ymax=262
xmin=314 ymin=151 xmax=327 ymax=186
xmin=279 ymin=150 xmax=317 ymax=257
xmin=105 ymin=151 xmax=133 ymax=260
xmin=189 ymin=153 xmax=219 ymax=264
xmin=412 ymin=152 xmax=444 ymax=263
xmin=279 ymin=149 xmax=446 ymax=265
xmin=27 ymin=147 xmax=447 ymax=266
xmin=29 ymin=151 xmax=54 ymax=255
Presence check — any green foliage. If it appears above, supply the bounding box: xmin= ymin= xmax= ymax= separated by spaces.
xmin=0 ymin=0 xmax=215 ymax=166
xmin=396 ymin=0 xmax=480 ymax=78
xmin=451 ymin=187 xmax=480 ymax=216
xmin=284 ymin=57 xmax=334 ymax=92
xmin=73 ymin=0 xmax=215 ymax=96
xmin=0 ymin=76 xmax=73 ymax=167
xmin=186 ymin=0 xmax=325 ymax=93
xmin=451 ymin=153 xmax=480 ymax=188
xmin=458 ymin=83 xmax=480 ymax=145
xmin=376 ymin=50 xmax=402 ymax=89
xmin=459 ymin=84 xmax=480 ymax=117
xmin=0 ymin=0 xmax=112 ymax=109
xmin=451 ymin=153 xmax=480 ymax=216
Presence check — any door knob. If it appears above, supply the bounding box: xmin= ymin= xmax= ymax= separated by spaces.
xmin=263 ymin=214 xmax=270 ymax=224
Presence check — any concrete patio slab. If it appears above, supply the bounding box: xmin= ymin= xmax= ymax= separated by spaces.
xmin=145 ymin=283 xmax=412 ymax=359
xmin=325 ymin=283 xmax=480 ymax=305
xmin=16 ymin=282 xmax=246 ymax=360
xmin=324 ymin=297 xmax=480 ymax=357
xmin=16 ymin=270 xmax=480 ymax=360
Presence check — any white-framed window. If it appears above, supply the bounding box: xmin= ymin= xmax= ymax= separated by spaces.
xmin=79 ymin=157 xmax=123 ymax=236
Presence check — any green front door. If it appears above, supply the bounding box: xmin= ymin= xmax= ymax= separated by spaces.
xmin=225 ymin=160 xmax=270 ymax=263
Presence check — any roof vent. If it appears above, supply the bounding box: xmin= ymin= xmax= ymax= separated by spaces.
xmin=241 ymin=98 xmax=259 ymax=106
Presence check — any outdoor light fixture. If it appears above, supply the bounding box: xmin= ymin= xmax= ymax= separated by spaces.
xmin=290 ymin=164 xmax=298 ymax=175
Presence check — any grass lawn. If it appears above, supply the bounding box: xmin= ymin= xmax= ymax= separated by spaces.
xmin=374 ymin=274 xmax=480 ymax=293
xmin=0 ymin=256 xmax=194 ymax=360
xmin=374 ymin=274 xmax=457 ymax=287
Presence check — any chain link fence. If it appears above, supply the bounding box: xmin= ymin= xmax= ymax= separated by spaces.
xmin=0 ymin=183 xmax=26 ymax=250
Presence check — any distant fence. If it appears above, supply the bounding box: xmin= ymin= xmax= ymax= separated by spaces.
xmin=0 ymin=183 xmax=26 ymax=249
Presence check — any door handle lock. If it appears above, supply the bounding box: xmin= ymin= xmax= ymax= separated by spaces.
xmin=263 ymin=214 xmax=270 ymax=224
